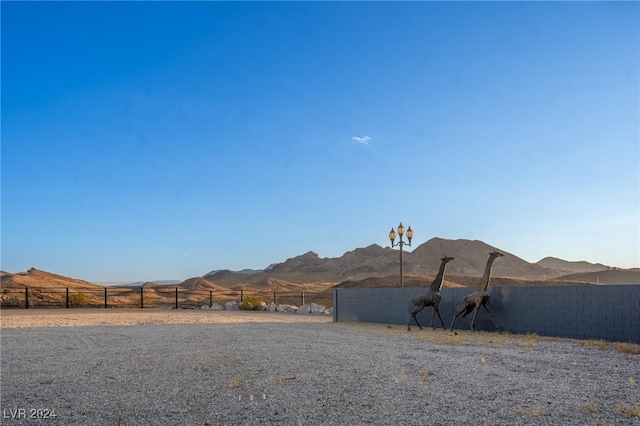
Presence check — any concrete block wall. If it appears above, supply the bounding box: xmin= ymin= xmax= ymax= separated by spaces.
xmin=333 ymin=285 xmax=640 ymax=343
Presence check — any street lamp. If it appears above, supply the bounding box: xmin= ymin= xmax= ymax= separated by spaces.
xmin=389 ymin=222 xmax=413 ymax=288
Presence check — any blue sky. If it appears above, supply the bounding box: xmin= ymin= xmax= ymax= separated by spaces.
xmin=2 ymin=2 xmax=638 ymax=283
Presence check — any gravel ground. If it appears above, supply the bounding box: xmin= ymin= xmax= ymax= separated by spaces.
xmin=1 ymin=311 xmax=639 ymax=425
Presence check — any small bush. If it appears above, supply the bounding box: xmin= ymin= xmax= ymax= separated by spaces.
xmin=616 ymin=403 xmax=640 ymax=418
xmin=229 ymin=375 xmax=245 ymax=389
xmin=613 ymin=342 xmax=640 ymax=355
xmin=515 ymin=405 xmax=548 ymax=419
xmin=582 ymin=403 xmax=602 ymax=426
xmin=242 ymin=295 xmax=264 ymax=311
xmin=523 ymin=333 xmax=539 ymax=347
xmin=581 ymin=339 xmax=609 ymax=350
xmin=68 ymin=292 xmax=86 ymax=307
xmin=418 ymin=368 xmax=429 ymax=383
xmin=393 ymin=370 xmax=408 ymax=385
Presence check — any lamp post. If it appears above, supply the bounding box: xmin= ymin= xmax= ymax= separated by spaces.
xmin=389 ymin=223 xmax=413 ymax=288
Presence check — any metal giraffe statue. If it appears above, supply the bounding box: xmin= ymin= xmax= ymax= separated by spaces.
xmin=450 ymin=250 xmax=504 ymax=332
xmin=407 ymin=255 xmax=455 ymax=331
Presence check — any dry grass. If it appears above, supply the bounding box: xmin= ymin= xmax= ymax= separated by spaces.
xmin=413 ymin=328 xmax=512 ymax=347
xmin=515 ymin=404 xmax=548 ymax=419
xmin=516 ymin=333 xmax=539 ymax=348
xmin=550 ymin=337 xmax=639 ymax=354
xmin=581 ymin=339 xmax=610 ymax=350
xmin=582 ymin=403 xmax=598 ymax=414
xmin=480 ymin=356 xmax=487 ymax=365
xmin=393 ymin=370 xmax=408 ymax=386
xmin=615 ymin=403 xmax=640 ymax=418
xmin=341 ymin=323 xmax=640 ymax=355
xmin=229 ymin=375 xmax=245 ymax=389
xmin=278 ymin=375 xmax=298 ymax=381
xmin=581 ymin=403 xmax=602 ymax=426
xmin=221 ymin=348 xmax=242 ymax=364
xmin=613 ymin=342 xmax=640 ymax=354
xmin=629 ymin=377 xmax=637 ymax=388
xmin=418 ymin=368 xmax=429 ymax=383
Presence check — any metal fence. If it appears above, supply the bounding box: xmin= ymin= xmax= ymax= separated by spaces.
xmin=0 ymin=287 xmax=333 ymax=310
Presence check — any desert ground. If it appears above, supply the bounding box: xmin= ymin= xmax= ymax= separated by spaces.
xmin=1 ymin=309 xmax=639 ymax=425
xmin=0 ymin=308 xmax=332 ymax=328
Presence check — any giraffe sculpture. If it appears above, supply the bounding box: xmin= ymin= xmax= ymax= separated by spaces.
xmin=450 ymin=250 xmax=504 ymax=332
xmin=407 ymin=255 xmax=455 ymax=331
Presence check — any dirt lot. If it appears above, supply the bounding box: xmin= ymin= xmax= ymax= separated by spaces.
xmin=0 ymin=308 xmax=332 ymax=328
xmin=1 ymin=309 xmax=638 ymax=425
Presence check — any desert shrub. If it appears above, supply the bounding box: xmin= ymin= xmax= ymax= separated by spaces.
xmin=418 ymin=368 xmax=429 ymax=383
xmin=515 ymin=405 xmax=548 ymax=419
xmin=582 ymin=403 xmax=602 ymax=426
xmin=242 ymin=295 xmax=264 ymax=311
xmin=229 ymin=375 xmax=246 ymax=389
xmin=616 ymin=403 xmax=640 ymax=418
xmin=613 ymin=342 xmax=640 ymax=355
xmin=68 ymin=292 xmax=87 ymax=307
xmin=393 ymin=370 xmax=408 ymax=385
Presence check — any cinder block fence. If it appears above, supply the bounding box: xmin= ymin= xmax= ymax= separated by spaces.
xmin=332 ymin=285 xmax=640 ymax=344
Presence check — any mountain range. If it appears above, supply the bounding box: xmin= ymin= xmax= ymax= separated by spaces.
xmin=2 ymin=238 xmax=638 ymax=292
xmin=202 ymin=238 xmax=638 ymax=287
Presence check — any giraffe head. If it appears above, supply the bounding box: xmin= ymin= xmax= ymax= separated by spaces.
xmin=490 ymin=249 xmax=504 ymax=259
xmin=441 ymin=255 xmax=455 ymax=263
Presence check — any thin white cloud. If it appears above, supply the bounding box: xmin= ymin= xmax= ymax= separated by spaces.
xmin=351 ymin=136 xmax=372 ymax=144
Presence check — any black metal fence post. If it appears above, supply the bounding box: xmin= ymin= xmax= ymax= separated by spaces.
xmin=66 ymin=288 xmax=69 ymax=309
xmin=301 ymin=292 xmax=305 ymax=306
xmin=25 ymin=287 xmax=29 ymax=309
xmin=209 ymin=291 xmax=213 ymax=308
xmin=140 ymin=287 xmax=144 ymax=309
xmin=104 ymin=288 xmax=108 ymax=308
xmin=175 ymin=287 xmax=178 ymax=309
xmin=240 ymin=290 xmax=244 ymax=304
xmin=274 ymin=292 xmax=277 ymax=306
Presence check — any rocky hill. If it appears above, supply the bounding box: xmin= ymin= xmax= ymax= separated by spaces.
xmin=334 ymin=274 xmax=597 ymax=289
xmin=555 ymin=269 xmax=640 ymax=284
xmin=263 ymin=245 xmax=399 ymax=278
xmin=536 ymin=257 xmax=609 ymax=273
xmin=405 ymin=238 xmax=558 ymax=278
xmin=0 ymin=268 xmax=103 ymax=290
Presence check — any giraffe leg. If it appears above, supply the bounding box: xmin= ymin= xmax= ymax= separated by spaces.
xmin=483 ymin=302 xmax=501 ymax=333
xmin=461 ymin=307 xmax=473 ymax=319
xmin=449 ymin=306 xmax=465 ymax=331
xmin=414 ymin=314 xmax=423 ymax=330
xmin=433 ymin=306 xmax=446 ymax=329
xmin=470 ymin=305 xmax=481 ymax=331
xmin=407 ymin=306 xmax=424 ymax=331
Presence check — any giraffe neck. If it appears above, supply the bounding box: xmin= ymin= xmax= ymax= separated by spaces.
xmin=429 ymin=260 xmax=449 ymax=292
xmin=477 ymin=256 xmax=498 ymax=292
